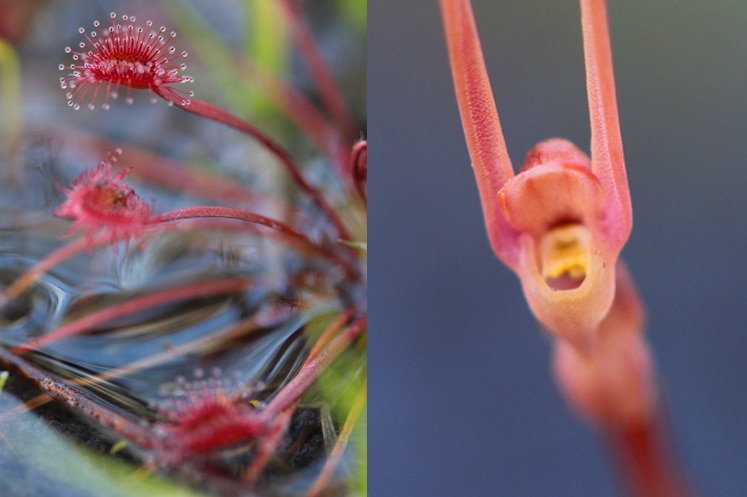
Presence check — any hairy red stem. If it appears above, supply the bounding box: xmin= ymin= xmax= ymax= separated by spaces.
xmin=151 ymin=206 xmax=358 ymax=277
xmin=261 ymin=314 xmax=366 ymax=420
xmin=238 ymin=59 xmax=349 ymax=175
xmin=439 ymin=0 xmax=519 ymax=267
xmin=154 ymin=88 xmax=351 ymax=241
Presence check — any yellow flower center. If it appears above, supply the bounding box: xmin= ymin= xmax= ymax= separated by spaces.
xmin=539 ymin=224 xmax=592 ymax=290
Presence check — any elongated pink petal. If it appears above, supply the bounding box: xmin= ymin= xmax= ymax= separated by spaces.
xmin=440 ymin=0 xmax=519 ymax=266
xmin=581 ymin=0 xmax=632 ymax=245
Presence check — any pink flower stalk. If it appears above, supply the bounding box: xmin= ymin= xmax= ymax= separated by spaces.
xmin=553 ymin=265 xmax=694 ymax=497
xmin=54 ymin=149 xmax=152 ymax=247
xmin=59 ymin=12 xmax=193 ymax=110
xmin=440 ymin=0 xmax=631 ymax=348
xmin=552 ymin=262 xmax=655 ymax=426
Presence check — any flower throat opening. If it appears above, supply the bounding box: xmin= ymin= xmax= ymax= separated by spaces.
xmin=539 ymin=224 xmax=592 ymax=291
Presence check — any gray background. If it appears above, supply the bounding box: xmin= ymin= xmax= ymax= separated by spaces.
xmin=370 ymin=1 xmax=747 ymax=496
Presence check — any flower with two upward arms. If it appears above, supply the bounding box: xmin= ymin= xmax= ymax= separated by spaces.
xmin=440 ymin=2 xmax=697 ymax=495
xmin=439 ymin=0 xmax=654 ymax=423
xmin=439 ymin=0 xmax=658 ymax=425
xmin=440 ymin=0 xmax=631 ymax=351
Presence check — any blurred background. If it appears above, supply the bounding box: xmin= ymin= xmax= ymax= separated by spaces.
xmin=370 ymin=1 xmax=747 ymax=496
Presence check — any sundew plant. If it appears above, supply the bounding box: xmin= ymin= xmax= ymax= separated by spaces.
xmin=0 ymin=2 xmax=366 ymax=497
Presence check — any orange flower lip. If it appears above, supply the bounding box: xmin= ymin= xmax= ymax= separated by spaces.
xmin=59 ymin=12 xmax=193 ymax=110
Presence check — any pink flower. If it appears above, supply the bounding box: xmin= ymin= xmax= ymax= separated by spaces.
xmin=59 ymin=12 xmax=193 ymax=110
xmin=54 ymin=149 xmax=152 ymax=246
xmin=441 ymin=0 xmax=631 ymax=348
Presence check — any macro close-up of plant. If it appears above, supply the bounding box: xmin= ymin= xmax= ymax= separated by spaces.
xmin=372 ymin=0 xmax=747 ymax=496
xmin=440 ymin=1 xmax=687 ymax=495
xmin=12 ymin=1 xmax=747 ymax=496
xmin=0 ymin=2 xmax=366 ymax=496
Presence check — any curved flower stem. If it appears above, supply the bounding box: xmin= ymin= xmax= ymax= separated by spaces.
xmin=48 ymin=127 xmax=301 ymax=215
xmin=151 ymin=206 xmax=358 ymax=277
xmin=260 ymin=314 xmax=366 ymax=421
xmin=277 ymin=0 xmax=357 ymax=146
xmin=154 ymin=88 xmax=351 ymax=241
xmin=605 ymin=416 xmax=696 ymax=497
xmin=151 ymin=206 xmax=312 ymax=246
xmin=305 ymin=378 xmax=366 ymax=497
xmin=439 ymin=0 xmax=519 ymax=267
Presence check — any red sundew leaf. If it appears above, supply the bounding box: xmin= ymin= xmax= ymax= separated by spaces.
xmin=59 ymin=12 xmax=194 ymax=110
xmin=54 ymin=149 xmax=152 ymax=247
xmin=152 ymin=371 xmax=269 ymax=463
